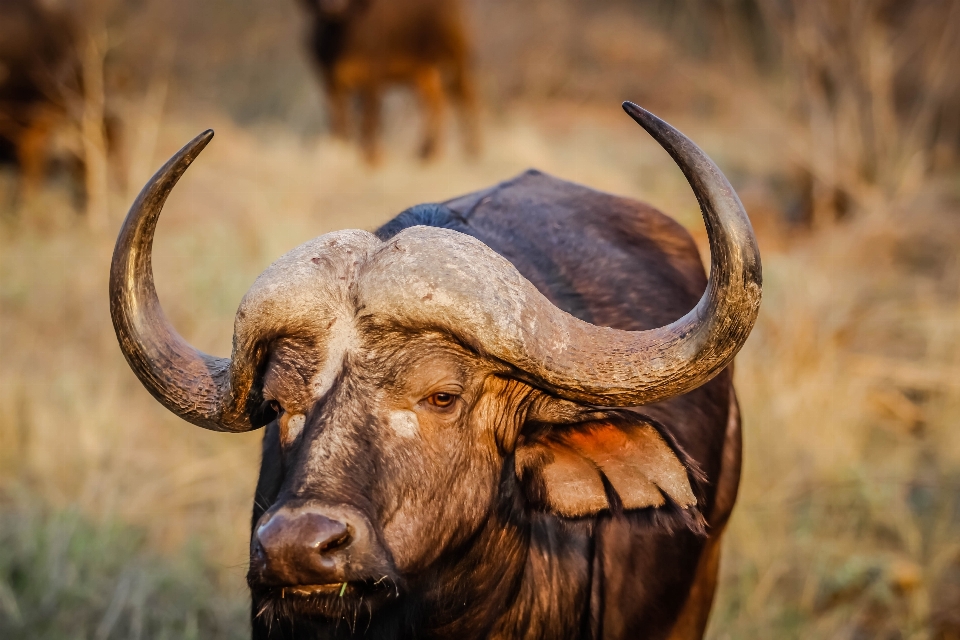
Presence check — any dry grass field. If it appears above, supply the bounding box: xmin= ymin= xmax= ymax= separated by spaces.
xmin=1 ymin=0 xmax=959 ymax=638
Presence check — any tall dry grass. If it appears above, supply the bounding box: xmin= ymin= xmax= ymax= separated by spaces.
xmin=1 ymin=0 xmax=959 ymax=637
xmin=713 ymin=191 xmax=960 ymax=637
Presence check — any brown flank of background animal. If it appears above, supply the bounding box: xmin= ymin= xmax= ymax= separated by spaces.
xmin=297 ymin=0 xmax=480 ymax=164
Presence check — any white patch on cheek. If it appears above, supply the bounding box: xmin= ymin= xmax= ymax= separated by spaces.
xmin=310 ymin=315 xmax=358 ymax=399
xmin=285 ymin=413 xmax=305 ymax=443
xmin=388 ymin=410 xmax=420 ymax=439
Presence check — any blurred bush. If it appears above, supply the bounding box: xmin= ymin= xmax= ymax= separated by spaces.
xmin=0 ymin=502 xmax=247 ymax=639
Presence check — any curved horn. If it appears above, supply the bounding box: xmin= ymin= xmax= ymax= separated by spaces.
xmin=527 ymin=102 xmax=763 ymax=406
xmin=545 ymin=100 xmax=761 ymax=403
xmin=364 ymin=104 xmax=761 ymax=406
xmin=528 ymin=103 xmax=762 ymax=404
xmin=109 ymin=130 xmax=255 ymax=432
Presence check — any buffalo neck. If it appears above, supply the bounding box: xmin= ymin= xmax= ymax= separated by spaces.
xmin=415 ymin=469 xmax=596 ymax=639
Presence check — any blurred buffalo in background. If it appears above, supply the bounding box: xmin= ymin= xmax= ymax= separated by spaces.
xmin=0 ymin=0 xmax=121 ymax=209
xmin=297 ymin=0 xmax=479 ymax=164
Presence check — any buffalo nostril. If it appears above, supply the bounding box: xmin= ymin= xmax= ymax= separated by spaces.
xmin=251 ymin=506 xmax=370 ymax=586
xmin=258 ymin=511 xmax=352 ymax=554
xmin=316 ymin=529 xmax=351 ymax=554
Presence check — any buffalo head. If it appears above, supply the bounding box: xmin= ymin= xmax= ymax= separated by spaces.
xmin=109 ymin=103 xmax=761 ymax=626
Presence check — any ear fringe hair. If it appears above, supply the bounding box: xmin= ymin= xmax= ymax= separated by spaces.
xmin=555 ymin=493 xmax=707 ymax=536
xmin=632 ymin=491 xmax=708 ymax=537
xmin=584 ymin=410 xmax=710 ymax=536
xmin=614 ymin=412 xmax=709 ymax=505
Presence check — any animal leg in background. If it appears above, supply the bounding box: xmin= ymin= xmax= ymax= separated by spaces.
xmin=414 ymin=65 xmax=445 ymax=161
xmin=449 ymin=58 xmax=480 ymax=157
xmin=104 ymin=112 xmax=127 ymax=192
xmin=359 ymin=83 xmax=382 ymax=165
xmin=324 ymin=76 xmax=350 ymax=141
xmin=16 ymin=106 xmax=59 ymax=198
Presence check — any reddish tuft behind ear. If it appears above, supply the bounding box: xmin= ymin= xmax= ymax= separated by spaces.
xmin=516 ymin=419 xmax=697 ymax=519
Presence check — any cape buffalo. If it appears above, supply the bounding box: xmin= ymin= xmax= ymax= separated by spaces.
xmin=297 ymin=0 xmax=479 ymax=163
xmin=110 ymin=103 xmax=761 ymax=639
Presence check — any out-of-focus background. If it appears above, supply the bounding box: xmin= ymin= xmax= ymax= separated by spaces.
xmin=1 ymin=0 xmax=959 ymax=637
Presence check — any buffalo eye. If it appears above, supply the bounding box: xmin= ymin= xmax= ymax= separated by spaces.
xmin=269 ymin=400 xmax=284 ymax=416
xmin=425 ymin=392 xmax=457 ymax=409
xmin=251 ymin=398 xmax=284 ymax=426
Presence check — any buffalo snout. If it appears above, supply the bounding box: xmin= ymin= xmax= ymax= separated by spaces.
xmin=250 ymin=501 xmax=378 ymax=589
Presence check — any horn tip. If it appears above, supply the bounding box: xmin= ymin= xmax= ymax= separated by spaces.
xmin=621 ymin=101 xmax=662 ymax=129
xmin=621 ymin=100 xmax=646 ymax=117
xmin=167 ymin=129 xmax=214 ymax=171
xmin=192 ymin=129 xmax=215 ymax=151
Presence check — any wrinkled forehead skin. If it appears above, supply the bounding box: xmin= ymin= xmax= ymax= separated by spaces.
xmin=230 ymin=225 xmax=552 ymax=390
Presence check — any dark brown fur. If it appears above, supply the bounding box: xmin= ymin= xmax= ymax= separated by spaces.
xmin=249 ymin=171 xmax=741 ymax=639
xmin=297 ymin=0 xmax=479 ymax=163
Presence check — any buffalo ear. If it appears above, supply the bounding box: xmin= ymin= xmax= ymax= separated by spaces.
xmin=515 ymin=416 xmax=698 ymax=519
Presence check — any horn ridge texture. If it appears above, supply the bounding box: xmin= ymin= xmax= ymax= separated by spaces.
xmin=586 ymin=101 xmax=763 ymax=402
xmin=358 ymin=105 xmax=761 ymax=406
xmin=531 ymin=103 xmax=762 ymax=404
xmin=109 ymin=130 xmax=254 ymax=432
